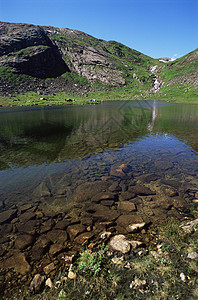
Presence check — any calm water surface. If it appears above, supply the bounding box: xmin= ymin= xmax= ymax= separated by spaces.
xmin=0 ymin=100 xmax=198 ymax=294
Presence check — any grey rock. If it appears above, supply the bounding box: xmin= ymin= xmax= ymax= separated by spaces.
xmin=29 ymin=274 xmax=45 ymax=293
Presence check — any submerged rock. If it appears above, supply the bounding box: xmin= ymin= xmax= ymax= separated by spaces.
xmin=15 ymin=234 xmax=34 ymax=250
xmin=0 ymin=209 xmax=17 ymax=225
xmin=129 ymin=185 xmax=156 ymax=196
xmin=3 ymin=252 xmax=31 ymax=274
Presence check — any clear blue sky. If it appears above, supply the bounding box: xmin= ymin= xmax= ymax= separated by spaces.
xmin=0 ymin=0 xmax=197 ymax=59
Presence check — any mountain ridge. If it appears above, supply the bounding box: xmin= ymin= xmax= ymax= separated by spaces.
xmin=0 ymin=21 xmax=197 ymax=100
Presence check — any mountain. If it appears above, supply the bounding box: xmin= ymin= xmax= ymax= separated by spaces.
xmin=0 ymin=21 xmax=197 ymax=100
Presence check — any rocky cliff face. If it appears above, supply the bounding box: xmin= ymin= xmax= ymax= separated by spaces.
xmin=0 ymin=21 xmax=157 ymax=95
xmin=0 ymin=22 xmax=197 ymax=97
xmin=0 ymin=22 xmax=69 ymax=78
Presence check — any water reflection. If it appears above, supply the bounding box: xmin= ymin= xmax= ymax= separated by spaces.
xmin=0 ymin=101 xmax=198 ymax=296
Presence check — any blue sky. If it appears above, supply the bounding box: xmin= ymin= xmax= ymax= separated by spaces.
xmin=0 ymin=0 xmax=197 ymax=59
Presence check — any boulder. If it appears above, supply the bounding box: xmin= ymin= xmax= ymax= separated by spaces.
xmin=49 ymin=244 xmax=64 ymax=256
xmin=109 ymin=235 xmax=131 ymax=254
xmin=116 ymin=214 xmax=145 ymax=232
xmin=119 ymin=191 xmax=136 ymax=201
xmin=74 ymin=181 xmax=110 ymax=202
xmin=74 ymin=232 xmax=94 ymax=245
xmin=110 ymin=164 xmax=131 ymax=178
xmin=0 ymin=209 xmax=17 ymax=225
xmin=15 ymin=234 xmax=34 ymax=250
xmin=3 ymin=252 xmax=31 ymax=274
xmin=118 ymin=201 xmax=136 ymax=212
xmin=129 ymin=185 xmax=156 ymax=196
xmin=46 ymin=229 xmax=68 ymax=244
xmin=67 ymin=224 xmax=85 ymax=240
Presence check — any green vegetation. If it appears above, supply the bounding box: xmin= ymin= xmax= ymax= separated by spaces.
xmin=15 ymin=215 xmax=198 ymax=300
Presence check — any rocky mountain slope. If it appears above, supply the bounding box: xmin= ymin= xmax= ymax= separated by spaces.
xmin=0 ymin=21 xmax=197 ymax=98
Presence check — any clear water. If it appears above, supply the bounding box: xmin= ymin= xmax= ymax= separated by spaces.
xmin=0 ymin=100 xmax=198 ymax=212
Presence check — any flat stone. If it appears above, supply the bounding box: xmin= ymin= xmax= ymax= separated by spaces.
xmin=138 ymin=173 xmax=160 ymax=183
xmin=67 ymin=224 xmax=85 ymax=240
xmin=0 ymin=223 xmax=13 ymax=236
xmin=34 ymin=182 xmax=51 ymax=197
xmin=46 ymin=229 xmax=68 ymax=244
xmin=110 ymin=164 xmax=130 ymax=178
xmin=92 ymin=192 xmax=116 ymax=203
xmin=44 ymin=262 xmax=56 ymax=275
xmin=0 ymin=209 xmax=17 ymax=225
xmin=118 ymin=201 xmax=136 ymax=212
xmin=18 ymin=211 xmax=35 ymax=223
xmin=117 ymin=214 xmax=144 ymax=230
xmin=119 ymin=191 xmax=136 ymax=201
xmin=49 ymin=244 xmax=64 ymax=256
xmin=74 ymin=181 xmax=110 ymax=202
xmin=54 ymin=219 xmax=70 ymax=230
xmin=15 ymin=234 xmax=34 ymax=250
xmin=16 ymin=219 xmax=37 ymax=234
xmin=100 ymin=200 xmax=114 ymax=207
xmin=92 ymin=206 xmax=120 ymax=222
xmin=109 ymin=182 xmax=122 ymax=193
xmin=109 ymin=235 xmax=131 ymax=254
xmin=164 ymin=188 xmax=178 ymax=197
xmin=3 ymin=252 xmax=31 ymax=274
xmin=29 ymin=274 xmax=45 ymax=293
xmin=155 ymin=161 xmax=173 ymax=170
xmin=129 ymin=185 xmax=156 ymax=196
xmin=127 ymin=223 xmax=146 ymax=233
xmin=74 ymin=232 xmax=94 ymax=245
xmin=31 ymin=236 xmax=50 ymax=261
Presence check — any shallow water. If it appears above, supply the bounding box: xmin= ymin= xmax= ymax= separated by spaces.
xmin=0 ymin=100 xmax=198 ymax=293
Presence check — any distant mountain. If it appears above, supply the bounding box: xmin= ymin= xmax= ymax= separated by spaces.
xmin=0 ymin=21 xmax=197 ymax=99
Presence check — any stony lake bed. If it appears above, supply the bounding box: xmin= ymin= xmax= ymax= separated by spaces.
xmin=0 ymin=100 xmax=198 ymax=299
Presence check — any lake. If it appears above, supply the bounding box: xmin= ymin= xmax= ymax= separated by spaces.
xmin=0 ymin=100 xmax=198 ymax=293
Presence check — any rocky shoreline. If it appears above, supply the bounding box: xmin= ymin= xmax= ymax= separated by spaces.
xmin=0 ymin=162 xmax=198 ymax=298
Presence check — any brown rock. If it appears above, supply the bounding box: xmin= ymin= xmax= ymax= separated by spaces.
xmin=117 ymin=215 xmax=144 ymax=231
xmin=138 ymin=173 xmax=159 ymax=183
xmin=43 ymin=262 xmax=56 ymax=275
xmin=74 ymin=181 xmax=110 ymax=202
xmin=74 ymin=232 xmax=94 ymax=245
xmin=54 ymin=219 xmax=70 ymax=230
xmin=91 ymin=192 xmax=116 ymax=203
xmin=92 ymin=205 xmax=120 ymax=222
xmin=15 ymin=234 xmax=34 ymax=250
xmin=19 ymin=211 xmax=35 ymax=223
xmin=129 ymin=184 xmax=156 ymax=196
xmin=67 ymin=224 xmax=85 ymax=240
xmin=110 ymin=164 xmax=130 ymax=178
xmin=119 ymin=191 xmax=136 ymax=201
xmin=31 ymin=236 xmax=50 ymax=261
xmin=16 ymin=219 xmax=37 ymax=235
xmin=164 ymin=188 xmax=178 ymax=197
xmin=100 ymin=200 xmax=114 ymax=207
xmin=3 ymin=252 xmax=31 ymax=274
xmin=46 ymin=229 xmax=68 ymax=244
xmin=49 ymin=244 xmax=64 ymax=256
xmin=118 ymin=201 xmax=136 ymax=212
xmin=0 ymin=209 xmax=17 ymax=225
xmin=0 ymin=223 xmax=13 ymax=236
